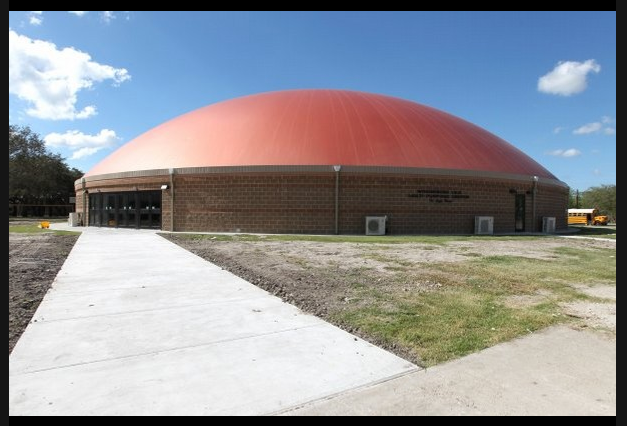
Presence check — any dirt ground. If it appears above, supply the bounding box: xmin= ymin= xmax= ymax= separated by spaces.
xmin=164 ymin=235 xmax=615 ymax=363
xmin=9 ymin=231 xmax=79 ymax=354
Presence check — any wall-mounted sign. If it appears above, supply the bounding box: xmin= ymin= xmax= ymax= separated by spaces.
xmin=408 ymin=189 xmax=470 ymax=203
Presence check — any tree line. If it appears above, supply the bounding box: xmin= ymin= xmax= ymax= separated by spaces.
xmin=9 ymin=125 xmax=83 ymax=216
xmin=569 ymin=184 xmax=616 ymax=222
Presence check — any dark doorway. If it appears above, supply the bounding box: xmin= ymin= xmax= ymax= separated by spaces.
xmin=515 ymin=194 xmax=526 ymax=232
xmin=89 ymin=191 xmax=161 ymax=229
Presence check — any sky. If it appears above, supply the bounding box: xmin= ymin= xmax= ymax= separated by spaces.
xmin=9 ymin=11 xmax=616 ymax=191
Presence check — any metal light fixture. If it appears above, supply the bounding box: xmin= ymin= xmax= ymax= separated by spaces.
xmin=161 ymin=184 xmax=169 ymax=190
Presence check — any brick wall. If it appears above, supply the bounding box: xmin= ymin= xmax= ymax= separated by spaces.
xmin=76 ymin=172 xmax=568 ymax=234
xmin=171 ymin=174 xmax=335 ymax=233
xmin=338 ymin=174 xmax=566 ymax=234
xmin=535 ymin=182 xmax=569 ymax=231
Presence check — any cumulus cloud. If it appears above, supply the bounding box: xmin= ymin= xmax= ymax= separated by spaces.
xmin=538 ymin=60 xmax=600 ymax=96
xmin=68 ymin=11 xmax=88 ymax=17
xmin=573 ymin=117 xmax=616 ymax=135
xmin=44 ymin=129 xmax=120 ymax=159
xmin=9 ymin=30 xmax=130 ymax=120
xmin=28 ymin=11 xmax=43 ymax=26
xmin=547 ymin=148 xmax=582 ymax=158
xmin=573 ymin=122 xmax=603 ymax=135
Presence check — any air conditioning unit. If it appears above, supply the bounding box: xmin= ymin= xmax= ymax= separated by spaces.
xmin=474 ymin=216 xmax=494 ymax=235
xmin=365 ymin=216 xmax=387 ymax=236
xmin=542 ymin=216 xmax=556 ymax=234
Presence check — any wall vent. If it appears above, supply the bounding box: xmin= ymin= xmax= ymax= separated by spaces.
xmin=474 ymin=216 xmax=494 ymax=235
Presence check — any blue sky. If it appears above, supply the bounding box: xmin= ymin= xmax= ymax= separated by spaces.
xmin=9 ymin=11 xmax=616 ymax=190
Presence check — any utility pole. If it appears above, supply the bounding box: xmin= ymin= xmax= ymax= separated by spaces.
xmin=576 ymin=189 xmax=580 ymax=208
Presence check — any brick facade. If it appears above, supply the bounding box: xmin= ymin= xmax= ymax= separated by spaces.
xmin=76 ymin=171 xmax=568 ymax=234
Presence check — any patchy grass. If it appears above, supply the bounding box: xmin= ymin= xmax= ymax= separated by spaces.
xmin=9 ymin=224 xmax=79 ymax=236
xmin=333 ymin=247 xmax=615 ymax=366
xmin=570 ymin=225 xmax=616 ymax=239
xmin=166 ymin=232 xmax=544 ymax=245
xmin=334 ymin=292 xmax=559 ymax=366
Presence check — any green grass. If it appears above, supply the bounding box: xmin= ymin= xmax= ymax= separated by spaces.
xmin=570 ymin=225 xmax=616 ymax=239
xmin=333 ymin=247 xmax=615 ymax=366
xmin=334 ymin=291 xmax=560 ymax=366
xmin=9 ymin=224 xmax=80 ymax=235
xmin=427 ymin=249 xmax=615 ymax=296
xmin=9 ymin=217 xmax=68 ymax=223
xmin=167 ymin=232 xmax=544 ymax=245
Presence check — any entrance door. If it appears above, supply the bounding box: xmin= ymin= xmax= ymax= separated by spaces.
xmin=515 ymin=194 xmax=525 ymax=232
xmin=88 ymin=191 xmax=160 ymax=229
xmin=118 ymin=193 xmax=138 ymax=228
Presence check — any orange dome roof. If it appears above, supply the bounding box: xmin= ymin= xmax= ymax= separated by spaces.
xmin=86 ymin=89 xmax=556 ymax=179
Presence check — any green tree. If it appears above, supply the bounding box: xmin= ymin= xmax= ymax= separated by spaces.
xmin=581 ymin=184 xmax=616 ymax=222
xmin=9 ymin=125 xmax=83 ymax=212
xmin=568 ymin=188 xmax=581 ymax=208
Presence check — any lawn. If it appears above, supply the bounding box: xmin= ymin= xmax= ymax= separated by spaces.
xmin=570 ymin=225 xmax=616 ymax=239
xmin=9 ymin=223 xmax=80 ymax=236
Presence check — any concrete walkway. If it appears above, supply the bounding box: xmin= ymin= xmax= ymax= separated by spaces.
xmin=559 ymin=235 xmax=617 ymax=243
xmin=285 ymin=326 xmax=616 ymax=416
xmin=9 ymin=227 xmax=416 ymax=416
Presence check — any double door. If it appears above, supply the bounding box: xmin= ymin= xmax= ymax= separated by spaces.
xmin=89 ymin=191 xmax=161 ymax=229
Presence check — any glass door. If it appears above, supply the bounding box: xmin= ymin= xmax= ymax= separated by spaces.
xmin=515 ymin=194 xmax=525 ymax=232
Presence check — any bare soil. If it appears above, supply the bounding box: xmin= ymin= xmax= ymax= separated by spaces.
xmin=9 ymin=232 xmax=79 ymax=354
xmin=163 ymin=235 xmax=616 ymax=362
xmin=562 ymin=284 xmax=616 ymax=333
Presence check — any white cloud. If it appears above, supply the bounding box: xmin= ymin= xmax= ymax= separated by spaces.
xmin=44 ymin=129 xmax=120 ymax=159
xmin=538 ymin=60 xmax=600 ymax=96
xmin=547 ymin=149 xmax=582 ymax=158
xmin=573 ymin=117 xmax=616 ymax=135
xmin=573 ymin=122 xmax=603 ymax=135
xmin=102 ymin=11 xmax=115 ymax=23
xmin=9 ymin=30 xmax=130 ymax=120
xmin=69 ymin=147 xmax=103 ymax=159
xmin=68 ymin=11 xmax=88 ymax=17
xmin=28 ymin=11 xmax=43 ymax=26
xmin=593 ymin=169 xmax=601 ymax=176
xmin=553 ymin=126 xmax=565 ymax=134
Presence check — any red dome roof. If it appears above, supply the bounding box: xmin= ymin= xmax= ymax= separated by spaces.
xmin=86 ymin=89 xmax=555 ymax=179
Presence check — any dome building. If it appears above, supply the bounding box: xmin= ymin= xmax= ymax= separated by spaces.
xmin=75 ymin=89 xmax=568 ymax=234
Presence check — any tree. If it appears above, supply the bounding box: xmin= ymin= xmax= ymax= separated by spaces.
xmin=568 ymin=188 xmax=581 ymax=208
xmin=581 ymin=184 xmax=616 ymax=222
xmin=9 ymin=125 xmax=83 ymax=214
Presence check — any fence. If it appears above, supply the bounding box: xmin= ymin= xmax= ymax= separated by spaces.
xmin=9 ymin=204 xmax=75 ymax=218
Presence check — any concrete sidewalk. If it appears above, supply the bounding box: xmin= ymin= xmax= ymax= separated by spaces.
xmin=9 ymin=227 xmax=416 ymax=416
xmin=284 ymin=326 xmax=616 ymax=416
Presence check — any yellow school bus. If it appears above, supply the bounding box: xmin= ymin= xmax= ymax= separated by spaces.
xmin=568 ymin=208 xmax=608 ymax=225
